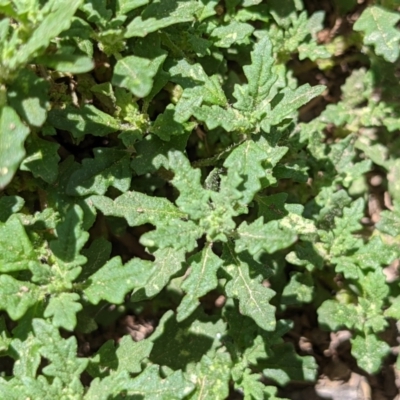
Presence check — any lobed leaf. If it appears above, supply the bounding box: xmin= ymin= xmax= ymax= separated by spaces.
xmin=354 ymin=5 xmax=400 ymax=62
xmin=223 ymin=243 xmax=276 ymax=331
xmin=84 ymin=256 xmax=152 ymax=304
xmin=66 ymin=147 xmax=131 ymax=196
xmin=0 ymin=106 xmax=30 ymax=189
xmin=177 ymin=245 xmax=223 ymax=321
xmin=91 ymin=191 xmax=185 ymax=227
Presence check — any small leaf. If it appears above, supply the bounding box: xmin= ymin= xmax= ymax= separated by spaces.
xmin=116 ymin=335 xmax=153 ymax=374
xmin=243 ymin=35 xmax=276 ymax=108
xmin=262 ymin=343 xmax=318 ymax=385
xmin=186 ymin=353 xmax=231 ymax=400
xmin=11 ymin=0 xmax=83 ymax=67
xmin=151 ymin=104 xmax=195 ymax=141
xmin=44 ymin=293 xmax=82 ymax=331
xmin=32 ymin=319 xmax=88 ymax=384
xmin=377 ymin=202 xmax=400 ymax=236
xmin=269 ymin=84 xmax=325 ymax=126
xmin=149 ymin=310 xmax=226 ymax=370
xmin=91 ymin=191 xmax=185 ymax=227
xmin=224 ymin=139 xmax=271 ymax=205
xmin=351 ymin=334 xmax=390 ymax=374
xmin=7 ymin=69 xmax=49 ymax=127
xmin=112 ymin=53 xmax=166 ymax=98
xmin=66 ymin=147 xmax=131 ymax=196
xmin=116 ymin=0 xmax=149 ymax=15
xmin=0 ymin=276 xmax=40 ymax=320
xmin=125 ymin=0 xmax=201 ymax=38
xmin=211 ymin=21 xmax=254 ymax=48
xmin=318 ymin=300 xmax=358 ymax=331
xmin=0 ymin=106 xmax=30 ymax=189
xmin=236 ymin=218 xmax=297 ymax=256
xmin=169 ymin=59 xmax=227 ymax=107
xmin=140 ymin=219 xmax=202 ymax=252
xmin=0 ymin=215 xmax=39 ymax=273
xmin=177 ymin=245 xmax=223 ymax=321
xmin=20 ymin=134 xmax=60 ymax=184
xmin=131 ymin=132 xmax=189 ymax=175
xmin=80 ymin=237 xmax=112 ymax=280
xmin=354 ymin=5 xmax=400 ymax=62
xmin=281 ymin=272 xmax=314 ymax=305
xmin=135 ymin=248 xmax=186 ymax=298
xmin=167 ymin=150 xmax=211 ymax=219
xmin=223 ymin=243 xmax=276 ymax=331
xmin=47 ymin=104 xmax=119 ymax=140
xmin=123 ymin=366 xmax=194 ymax=399
xmin=49 ymin=205 xmax=89 ymax=272
xmin=36 ymin=53 xmax=94 ymax=74
xmin=193 ymin=105 xmax=246 ymax=132
xmin=84 ymin=256 xmax=152 ymax=305
xmin=0 ymin=195 xmax=25 ymax=222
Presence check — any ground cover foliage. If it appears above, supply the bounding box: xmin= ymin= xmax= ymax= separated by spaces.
xmin=1 ymin=0 xmax=400 ymax=398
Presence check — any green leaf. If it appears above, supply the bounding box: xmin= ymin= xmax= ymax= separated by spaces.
xmin=169 ymin=59 xmax=227 ymax=109
xmin=351 ymin=334 xmax=390 ymax=374
xmin=80 ymin=0 xmax=112 ymax=25
xmin=0 ymin=195 xmax=25 ymax=222
xmin=281 ymin=272 xmax=314 ymax=305
xmin=0 ymin=106 xmax=30 ymax=189
xmin=177 ymin=245 xmax=223 ymax=321
xmin=131 ymin=132 xmax=189 ymax=175
xmin=133 ymin=247 xmax=185 ymax=298
xmin=32 ymin=318 xmax=88 ymax=384
xmin=36 ymin=53 xmax=94 ymax=74
xmin=167 ymin=150 xmax=210 ymax=219
xmin=235 ymin=218 xmax=297 ymax=256
xmin=223 ymin=243 xmax=276 ymax=331
xmin=20 ymin=134 xmax=60 ymax=184
xmin=211 ymin=21 xmax=254 ymax=48
xmin=318 ymin=300 xmax=358 ymax=331
xmin=116 ymin=0 xmax=149 ymax=15
xmin=91 ymin=191 xmax=185 ymax=227
xmin=151 ymin=104 xmax=195 ymax=141
xmin=128 ymin=366 xmax=196 ymax=398
xmin=10 ymin=335 xmax=41 ymax=378
xmin=84 ymin=256 xmax=152 ymax=304
xmin=80 ymin=237 xmax=112 ymax=280
xmin=125 ymin=0 xmax=201 ymax=38
xmin=47 ymin=104 xmax=119 ymax=140
xmin=149 ymin=310 xmax=226 ymax=370
xmin=116 ymin=335 xmax=153 ymax=374
xmin=44 ymin=293 xmax=82 ymax=331
xmin=86 ymin=366 xmax=194 ymax=399
xmin=243 ymin=35 xmax=276 ymax=109
xmin=88 ymin=335 xmax=152 ymax=377
xmin=112 ymin=53 xmax=166 ymax=98
xmin=0 ymin=276 xmax=40 ymax=320
xmin=186 ymin=353 xmax=231 ymax=399
xmin=193 ymin=105 xmax=247 ymax=132
xmin=377 ymin=202 xmax=400 ymax=236
xmin=10 ymin=0 xmax=83 ymax=68
xmin=354 ymin=5 xmax=400 ymax=62
xmin=49 ymin=205 xmax=89 ymax=274
xmin=45 ymin=157 xmax=97 ymax=230
xmin=261 ymin=343 xmax=318 ymax=385
xmin=268 ymin=84 xmax=325 ymax=126
xmin=66 ymin=148 xmax=131 ymax=196
xmin=140 ymin=219 xmax=202 ymax=252
xmin=0 ymin=215 xmax=40 ymax=273
xmin=224 ymin=139 xmax=276 ymax=205
xmin=7 ymin=69 xmax=49 ymax=127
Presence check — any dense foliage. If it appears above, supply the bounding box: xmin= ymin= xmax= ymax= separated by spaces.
xmin=1 ymin=0 xmax=400 ymax=398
